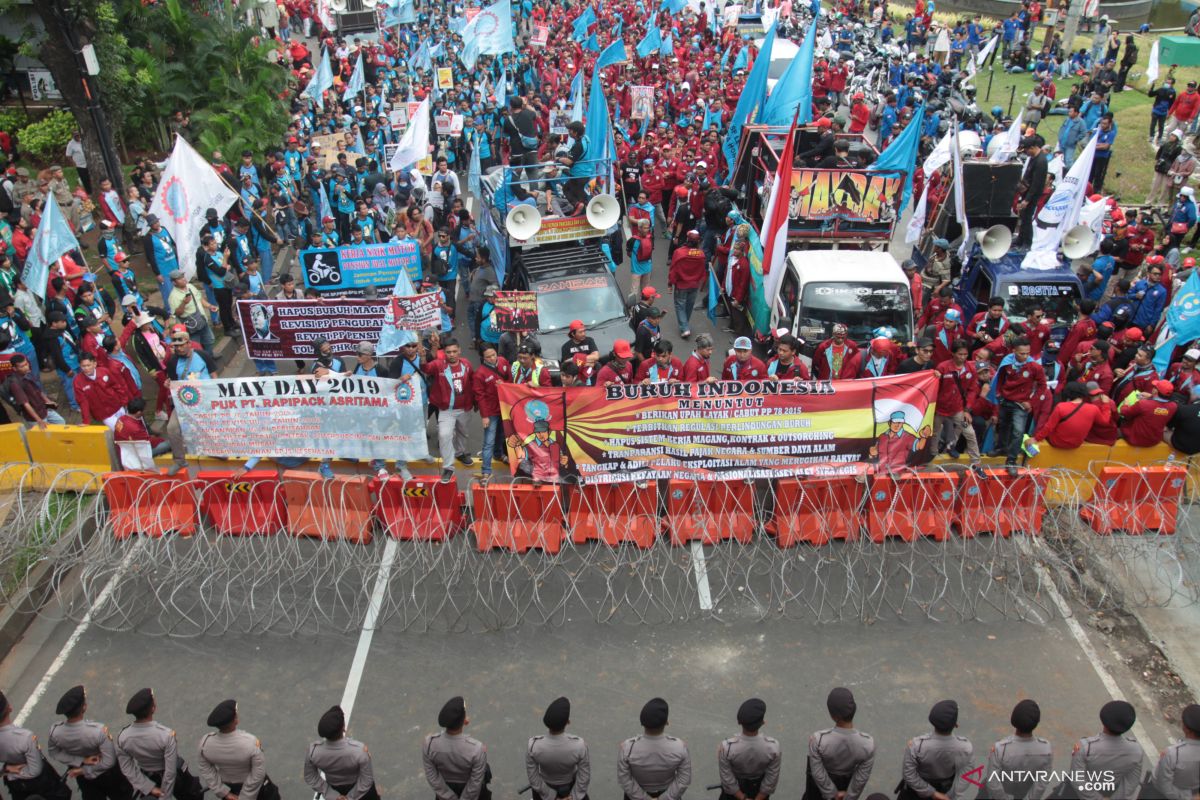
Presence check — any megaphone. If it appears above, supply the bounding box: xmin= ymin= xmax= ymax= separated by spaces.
xmin=975 ymin=224 xmax=1013 ymax=261
xmin=585 ymin=193 xmax=620 ymax=231
xmin=1061 ymin=224 xmax=1097 ymax=260
xmin=329 ymin=0 xmax=347 ymax=11
xmin=362 ymin=0 xmax=378 ymax=7
xmin=505 ymin=204 xmax=542 ymax=241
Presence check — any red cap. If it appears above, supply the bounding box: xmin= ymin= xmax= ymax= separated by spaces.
xmin=1124 ymin=328 xmax=1145 ymax=342
xmin=642 ymin=286 xmax=661 ymax=299
xmin=322 ymin=216 xmax=335 ymax=223
xmin=114 ymin=253 xmax=128 ymax=262
xmin=612 ymin=339 xmax=633 ymax=359
xmin=169 ymin=323 xmax=188 ymax=336
xmin=1155 ymin=379 xmax=1176 ymax=395
xmin=569 ymin=320 xmax=585 ymax=331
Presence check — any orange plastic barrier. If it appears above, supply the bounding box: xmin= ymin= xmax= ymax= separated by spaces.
xmin=867 ymin=471 xmax=959 ymax=542
xmin=471 ymin=484 xmax=565 ymax=553
xmin=372 ymin=476 xmax=464 ymax=541
xmin=568 ymin=482 xmax=660 ymax=547
xmin=102 ymin=471 xmax=197 ymax=540
xmin=1079 ymin=465 xmax=1187 ymax=535
xmin=957 ymin=469 xmax=1048 ymax=538
xmin=665 ymin=480 xmax=755 ymax=545
xmin=767 ymin=475 xmax=864 ymax=546
xmin=196 ymin=470 xmax=284 ymax=536
xmin=280 ymin=471 xmax=373 ymax=544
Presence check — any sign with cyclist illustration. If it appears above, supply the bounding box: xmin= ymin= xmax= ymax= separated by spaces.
xmin=299 ymin=241 xmax=422 ymax=294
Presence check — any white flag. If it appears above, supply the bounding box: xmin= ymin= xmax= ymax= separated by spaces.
xmin=1146 ymin=39 xmax=1160 ymax=86
xmin=150 ymin=135 xmax=239 ymax=280
xmin=951 ymin=122 xmax=970 ymax=259
xmin=906 ymin=185 xmax=928 ymax=245
xmin=1022 ymin=133 xmax=1100 ymax=270
xmin=923 ymin=128 xmax=954 ymax=176
xmin=389 ymin=97 xmax=431 ymax=172
xmin=1079 ymin=195 xmax=1109 ymax=237
xmin=989 ymin=110 xmax=1024 ymax=164
xmin=975 ymin=35 xmax=999 ymax=70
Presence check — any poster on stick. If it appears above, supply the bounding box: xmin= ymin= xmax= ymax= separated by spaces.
xmin=492 ymin=291 xmax=540 ymax=331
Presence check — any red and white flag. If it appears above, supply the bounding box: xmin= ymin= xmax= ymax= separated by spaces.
xmin=761 ymin=114 xmax=798 ymax=310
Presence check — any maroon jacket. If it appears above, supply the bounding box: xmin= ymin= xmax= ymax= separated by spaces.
xmin=73 ymin=367 xmax=130 ymax=424
xmin=471 ymin=357 xmax=510 ymax=419
xmin=996 ymin=357 xmax=1047 ymax=404
xmin=422 ymin=357 xmax=475 ymax=411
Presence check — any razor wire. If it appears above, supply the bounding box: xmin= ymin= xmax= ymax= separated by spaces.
xmin=2 ymin=462 xmax=1199 ymax=637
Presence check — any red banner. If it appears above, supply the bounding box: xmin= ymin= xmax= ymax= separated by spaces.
xmin=493 ymin=290 xmax=540 ymax=332
xmin=390 ymin=292 xmax=442 ymax=331
xmin=497 ymin=373 xmax=939 ymax=483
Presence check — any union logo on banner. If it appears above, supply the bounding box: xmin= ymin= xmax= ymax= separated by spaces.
xmin=160 ymin=176 xmax=189 ymax=225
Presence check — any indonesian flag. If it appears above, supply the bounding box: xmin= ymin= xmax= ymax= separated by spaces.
xmin=761 ymin=114 xmax=798 ymax=312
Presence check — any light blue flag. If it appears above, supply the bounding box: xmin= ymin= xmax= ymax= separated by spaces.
xmin=584 ymin=33 xmax=600 ymax=52
xmin=720 ymin=44 xmax=732 ymax=70
xmin=661 ymin=0 xmax=686 ymax=14
xmin=354 ymin=127 xmax=366 ymax=154
xmin=468 ymin=135 xmax=482 ymax=197
xmin=572 ymin=6 xmax=597 ymax=40
xmin=583 ymin=70 xmax=615 ymax=181
xmin=570 ymin=71 xmax=585 ymax=122
xmin=396 ymin=0 xmax=415 ymax=23
xmin=703 ymin=105 xmax=723 ymax=131
xmin=343 ymin=54 xmax=365 ymax=102
xmin=462 ymin=0 xmax=516 ymax=57
xmin=637 ymin=26 xmax=662 ymax=57
xmin=449 ymin=14 xmax=467 ymax=33
xmin=1155 ymin=270 xmax=1200 ymax=375
xmin=376 ymin=269 xmax=419 ymax=355
xmin=707 ymin=268 xmax=719 ymax=323
xmin=733 ymin=44 xmax=748 ymax=71
xmin=318 ymin=184 xmax=333 ymax=222
xmin=759 ymin=15 xmax=818 ymax=125
xmin=413 ymin=40 xmax=431 ymax=71
xmin=303 ymin=48 xmax=334 ymax=110
xmin=594 ymin=36 xmax=627 ymax=71
xmin=869 ymin=103 xmax=925 ymax=212
xmin=660 ymin=28 xmax=673 ymax=56
xmin=22 ymin=193 xmax=79 ymax=299
xmin=461 ymin=35 xmax=481 ymax=69
xmin=722 ymin=23 xmax=775 ymax=170
xmin=495 ymin=73 xmax=507 ymax=107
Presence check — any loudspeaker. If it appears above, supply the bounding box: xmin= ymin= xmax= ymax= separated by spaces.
xmin=586 ymin=194 xmax=620 ymax=231
xmin=976 ymin=224 xmax=1013 ymax=261
xmin=1061 ymin=224 xmax=1097 ymax=260
xmin=962 ymin=162 xmax=1021 ymax=221
xmin=505 ymin=204 xmax=543 ymax=241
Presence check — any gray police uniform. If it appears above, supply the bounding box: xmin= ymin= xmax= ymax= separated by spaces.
xmin=48 ymin=721 xmax=132 ymax=800
xmin=718 ymin=732 xmax=781 ymax=800
xmin=0 ymin=722 xmax=68 ymax=800
xmin=1149 ymin=738 xmax=1200 ymax=800
xmin=303 ymin=737 xmax=377 ymax=800
xmin=980 ymin=734 xmax=1053 ymax=800
xmin=421 ymin=732 xmax=490 ymax=800
xmin=897 ymin=733 xmax=974 ymax=800
xmin=115 ymin=721 xmax=203 ymax=800
xmin=526 ymin=733 xmax=590 ymax=800
xmin=804 ymin=727 xmax=874 ymax=800
xmin=1066 ymin=732 xmax=1142 ymax=800
xmin=196 ymin=731 xmax=277 ymax=800
xmin=616 ymin=734 xmax=691 ymax=800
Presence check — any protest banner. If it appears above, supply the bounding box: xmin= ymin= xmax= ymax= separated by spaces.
xmin=237 ymin=299 xmax=388 ymax=360
xmin=497 ymin=373 xmax=937 ymax=483
xmin=549 ymin=109 xmax=571 ymax=135
xmin=493 ymin=291 xmax=539 ymax=331
xmin=299 ymin=241 xmax=422 ymax=292
xmin=172 ymin=375 xmax=429 ymax=461
xmin=390 ymin=292 xmax=442 ymax=330
xmin=630 ymin=86 xmax=654 ymax=120
xmin=530 ymin=25 xmax=548 ymax=46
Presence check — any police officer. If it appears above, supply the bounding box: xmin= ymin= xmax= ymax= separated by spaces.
xmin=48 ymin=686 xmax=132 ymax=800
xmin=897 ymin=700 xmax=973 ymax=800
xmin=979 ymin=699 xmax=1052 ymax=800
xmin=617 ymin=698 xmax=691 ymax=800
xmin=1146 ymin=703 xmax=1200 ymax=799
xmin=804 ymin=688 xmax=873 ymax=800
xmin=1063 ymin=701 xmax=1142 ymax=800
xmin=422 ymin=696 xmax=490 ymax=800
xmin=717 ymin=698 xmax=781 ymax=800
xmin=526 ymin=697 xmax=590 ymax=800
xmin=303 ymin=705 xmax=378 ymax=800
xmin=115 ymin=688 xmax=203 ymax=800
xmin=0 ymin=690 xmax=70 ymax=800
xmin=196 ymin=700 xmax=278 ymax=800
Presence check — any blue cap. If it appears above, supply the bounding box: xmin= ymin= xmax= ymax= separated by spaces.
xmin=945 ymin=309 xmax=961 ymax=321
xmin=932 ymin=237 xmax=951 ymax=249
xmin=889 ymin=411 xmax=906 ymax=422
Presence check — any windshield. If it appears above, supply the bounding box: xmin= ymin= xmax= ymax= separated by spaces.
xmin=536 ymin=275 xmax=627 ymax=331
xmin=797 ymin=282 xmax=912 ymax=344
xmin=768 ymin=58 xmax=791 ymax=81
xmin=1003 ymin=281 xmax=1080 ymax=325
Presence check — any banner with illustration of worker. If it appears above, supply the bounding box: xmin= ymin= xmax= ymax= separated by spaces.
xmin=497 ymin=373 xmax=937 ymax=483
xmin=237 ymin=299 xmax=389 ymax=360
xmin=788 ymin=169 xmax=905 ymax=227
xmin=172 ymin=375 xmax=428 ymax=461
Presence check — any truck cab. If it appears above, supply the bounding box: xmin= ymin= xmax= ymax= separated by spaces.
xmin=770 ymin=250 xmax=914 ymax=356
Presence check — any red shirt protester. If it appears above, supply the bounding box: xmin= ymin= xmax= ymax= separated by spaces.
xmin=471 ymin=356 xmax=511 ymax=419
xmin=1034 ymin=399 xmax=1108 ymax=449
xmin=668 ymin=234 xmax=707 ymax=290
xmin=1120 ymin=382 xmax=1178 ymax=446
xmin=423 ymin=353 xmax=476 ymax=411
xmin=682 ymin=347 xmax=712 ymax=382
xmin=995 ymin=353 xmax=1047 ymax=404
xmin=73 ymin=364 xmax=129 ymax=425
xmin=935 ymin=358 xmax=979 ymax=419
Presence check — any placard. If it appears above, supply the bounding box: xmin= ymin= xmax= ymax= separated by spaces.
xmin=310 ymin=133 xmax=345 ymax=168
xmin=299 ymin=241 xmax=423 ymax=292
xmin=531 ymin=25 xmax=548 ymax=46
xmin=549 ymin=109 xmax=571 ymax=135
xmin=437 ymin=67 xmax=455 ymax=89
xmin=390 ymin=292 xmax=443 ymax=330
xmin=237 ymin=298 xmax=389 ymax=359
xmin=434 ymin=113 xmax=465 ymax=135
xmin=492 ymin=290 xmax=540 ymax=331
xmin=630 ymin=86 xmax=654 ymax=120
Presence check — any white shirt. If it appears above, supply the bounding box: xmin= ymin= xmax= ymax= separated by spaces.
xmin=65 ymin=138 xmax=87 ymax=169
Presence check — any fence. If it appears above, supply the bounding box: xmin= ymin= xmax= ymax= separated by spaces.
xmin=2 ymin=461 xmax=1197 ymax=637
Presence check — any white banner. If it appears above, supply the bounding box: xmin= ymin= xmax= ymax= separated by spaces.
xmin=1023 ymin=133 xmax=1100 ymax=270
xmin=172 ymin=375 xmax=429 ymax=461
xmin=151 ymin=136 xmax=240 ymax=280
xmin=989 ymin=110 xmax=1024 ymax=164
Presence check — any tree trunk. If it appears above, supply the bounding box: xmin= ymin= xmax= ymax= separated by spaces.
xmin=29 ymin=0 xmax=124 ymax=193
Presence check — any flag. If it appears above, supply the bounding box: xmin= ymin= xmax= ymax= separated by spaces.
xmin=468 ymin=134 xmax=482 ymax=196
xmin=318 ymin=184 xmax=333 ymax=222
xmin=905 ymin=186 xmax=928 ymax=245
xmin=413 ymin=40 xmax=432 ymax=71
xmin=923 ymin=127 xmax=953 ymax=176
xmin=989 ymin=110 xmax=1024 ymax=164
xmin=720 ymin=43 xmax=731 ymax=70
xmin=461 ymin=35 xmax=481 ymax=69
xmin=21 ymin=194 xmax=78 ymax=299
xmin=390 ymin=97 xmax=431 ymax=171
xmin=304 ymin=48 xmax=334 ymax=109
xmin=707 ymin=265 xmax=720 ymax=323
xmin=376 ymin=269 xmax=420 ymax=355
xmin=1146 ymin=39 xmax=1160 ymax=85
xmin=150 ymin=136 xmax=239 ymax=281
xmin=1154 ymin=270 xmax=1200 ymax=374
xmin=584 ymin=33 xmax=600 ymax=52
xmin=660 ymin=28 xmax=673 ymax=56
xmin=594 ymin=35 xmax=627 ymax=71
xmin=975 ymin=35 xmax=999 ymax=69
xmin=343 ymin=54 xmax=365 ymax=102
xmin=869 ymin=103 xmax=925 ymax=212
xmin=761 ymin=114 xmax=798 ymax=309
xmin=570 ymin=70 xmax=585 ymax=121
xmin=462 ymin=0 xmax=515 ymax=57
xmin=759 ymin=15 xmax=817 ymax=125
xmin=583 ymin=67 xmax=616 ymax=184
xmin=723 ymin=23 xmax=775 ymax=170
xmin=662 ymin=0 xmax=687 ymax=14
xmin=637 ymin=14 xmax=663 ymax=58
xmin=951 ymin=121 xmax=970 ymax=259
xmin=395 ymin=0 xmax=415 ymax=23
xmin=495 ymin=73 xmax=507 ymax=106
xmin=572 ymin=6 xmax=597 ymax=40
xmin=733 ymin=45 xmax=748 ymax=71
xmin=1023 ymin=132 xmax=1100 ymax=270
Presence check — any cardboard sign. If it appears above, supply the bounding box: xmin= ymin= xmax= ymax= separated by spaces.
xmin=310 ymin=132 xmax=345 ymax=169
xmin=434 ymin=113 xmax=465 ymax=135
xmin=531 ymin=25 xmax=548 ymax=47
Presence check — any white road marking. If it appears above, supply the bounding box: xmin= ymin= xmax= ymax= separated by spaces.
xmin=340 ymin=538 xmax=398 ymax=724
xmin=690 ymin=541 xmax=713 ymax=611
xmin=15 ymin=539 xmax=145 ymax=726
